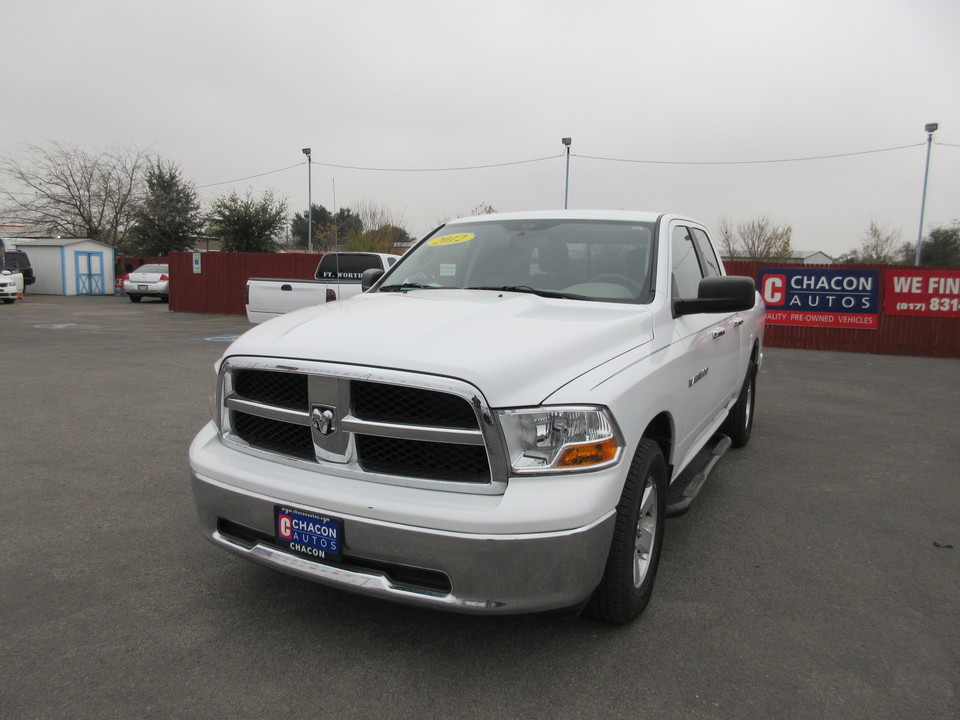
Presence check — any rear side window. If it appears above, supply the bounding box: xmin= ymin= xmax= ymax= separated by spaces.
xmin=316 ymin=254 xmax=384 ymax=281
xmin=690 ymin=228 xmax=721 ymax=278
xmin=4 ymin=250 xmax=30 ymax=272
xmin=671 ymin=226 xmax=704 ymax=299
xmin=6 ymin=251 xmax=30 ymax=268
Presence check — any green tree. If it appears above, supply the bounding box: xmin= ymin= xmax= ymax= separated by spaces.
xmin=290 ymin=203 xmax=334 ymax=250
xmin=899 ymin=224 xmax=960 ymax=266
xmin=920 ymin=224 xmax=960 ymax=267
xmin=332 ymin=207 xmax=363 ymax=244
xmin=206 ymin=190 xmax=288 ymax=252
xmin=0 ymin=141 xmax=151 ymax=248
xmin=128 ymin=159 xmax=204 ymax=255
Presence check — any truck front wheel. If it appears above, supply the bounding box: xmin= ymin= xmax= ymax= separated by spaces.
xmin=589 ymin=438 xmax=667 ymax=625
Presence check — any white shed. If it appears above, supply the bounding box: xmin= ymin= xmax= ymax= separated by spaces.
xmin=8 ymin=238 xmax=116 ymax=295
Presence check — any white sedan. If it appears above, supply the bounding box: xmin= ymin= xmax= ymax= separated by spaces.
xmin=1 ymin=269 xmax=24 ymax=304
xmin=123 ymin=264 xmax=169 ymax=303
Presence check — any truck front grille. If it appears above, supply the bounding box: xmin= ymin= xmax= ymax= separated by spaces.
xmin=356 ymin=435 xmax=490 ymax=482
xmin=220 ymin=359 xmax=505 ymax=494
xmin=352 ymin=381 xmax=479 ymax=429
xmin=233 ymin=412 xmax=315 ymax=460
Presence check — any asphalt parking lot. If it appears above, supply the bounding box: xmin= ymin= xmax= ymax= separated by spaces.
xmin=2 ymin=294 xmax=958 ymax=720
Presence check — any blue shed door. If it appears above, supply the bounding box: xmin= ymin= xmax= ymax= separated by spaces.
xmin=76 ymin=251 xmax=105 ymax=294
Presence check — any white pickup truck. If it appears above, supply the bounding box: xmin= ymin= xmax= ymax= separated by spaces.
xmin=244 ymin=252 xmax=401 ymax=323
xmin=191 ymin=210 xmax=764 ymax=624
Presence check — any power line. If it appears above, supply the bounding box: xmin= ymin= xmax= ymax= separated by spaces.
xmin=194 ymin=154 xmax=562 ymax=190
xmin=194 ymin=141 xmax=944 ymax=190
xmin=310 ymin=154 xmax=563 ymax=172
xmin=197 ymin=163 xmax=304 ymax=188
xmin=573 ymin=143 xmax=925 ymax=166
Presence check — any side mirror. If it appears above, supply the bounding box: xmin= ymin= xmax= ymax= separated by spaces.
xmin=674 ymin=276 xmax=756 ymax=316
xmin=361 ymin=268 xmax=385 ymax=292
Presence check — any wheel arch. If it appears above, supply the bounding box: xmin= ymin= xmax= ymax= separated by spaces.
xmin=640 ymin=411 xmax=673 ymax=469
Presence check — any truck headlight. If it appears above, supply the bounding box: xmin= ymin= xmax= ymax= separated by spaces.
xmin=498 ymin=406 xmax=623 ymax=474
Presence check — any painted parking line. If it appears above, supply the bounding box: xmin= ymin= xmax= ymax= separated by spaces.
xmin=196 ymin=334 xmax=241 ymax=343
xmin=32 ymin=323 xmax=98 ymax=330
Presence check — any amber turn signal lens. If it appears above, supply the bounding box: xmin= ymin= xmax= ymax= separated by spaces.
xmin=557 ymin=438 xmax=619 ymax=468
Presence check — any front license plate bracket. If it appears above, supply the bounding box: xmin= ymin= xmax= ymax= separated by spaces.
xmin=275 ymin=505 xmax=343 ymax=561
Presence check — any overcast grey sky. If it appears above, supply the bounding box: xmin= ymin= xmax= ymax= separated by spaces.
xmin=2 ymin=0 xmax=958 ymax=256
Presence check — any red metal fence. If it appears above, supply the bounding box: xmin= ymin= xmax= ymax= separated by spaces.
xmin=724 ymin=261 xmax=960 ymax=359
xmin=167 ymin=251 xmax=322 ymax=315
xmin=165 ymin=252 xmax=960 ymax=359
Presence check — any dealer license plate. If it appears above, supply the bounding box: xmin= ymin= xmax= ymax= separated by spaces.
xmin=275 ymin=505 xmax=342 ymax=561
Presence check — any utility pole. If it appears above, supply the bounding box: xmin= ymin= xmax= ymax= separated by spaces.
xmin=915 ymin=123 xmax=938 ymax=266
xmin=302 ymin=148 xmax=312 ymax=252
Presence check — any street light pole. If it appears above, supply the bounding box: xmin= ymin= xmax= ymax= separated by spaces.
xmin=302 ymin=148 xmax=312 ymax=252
xmin=915 ymin=123 xmax=938 ymax=266
xmin=562 ymin=138 xmax=572 ymax=209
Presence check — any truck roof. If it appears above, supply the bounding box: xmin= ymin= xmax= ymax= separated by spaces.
xmin=449 ymin=209 xmax=668 ymax=225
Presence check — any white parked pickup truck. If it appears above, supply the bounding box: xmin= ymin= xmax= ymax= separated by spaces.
xmin=191 ymin=210 xmax=764 ymax=624
xmin=245 ymin=252 xmax=401 ymax=323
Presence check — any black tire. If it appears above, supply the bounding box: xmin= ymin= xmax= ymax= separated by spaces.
xmin=588 ymin=438 xmax=667 ymax=625
xmin=722 ymin=365 xmax=756 ymax=448
xmin=160 ymin=295 xmax=169 ymax=303
xmin=2 ymin=298 xmax=14 ymax=304
xmin=129 ymin=294 xmax=141 ymax=303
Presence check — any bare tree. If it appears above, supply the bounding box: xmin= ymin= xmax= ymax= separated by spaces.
xmin=353 ymin=199 xmax=407 ymax=233
xmin=0 ymin=142 xmax=152 ymax=250
xmin=344 ymin=200 xmax=411 ymax=253
xmin=856 ymin=220 xmax=901 ymax=263
xmin=718 ymin=215 xmax=793 ymax=260
xmin=433 ymin=202 xmax=498 ymax=226
xmin=717 ymin=217 xmax=737 ymax=258
xmin=470 ymin=202 xmax=496 ymax=216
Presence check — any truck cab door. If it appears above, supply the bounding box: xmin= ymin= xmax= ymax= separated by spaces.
xmin=669 ymin=224 xmax=742 ymax=460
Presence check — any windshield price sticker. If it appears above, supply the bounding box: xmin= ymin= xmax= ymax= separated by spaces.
xmin=427 ymin=233 xmax=474 ymax=247
xmin=759 ymin=268 xmax=879 ymax=329
xmin=275 ymin=506 xmax=342 ymax=561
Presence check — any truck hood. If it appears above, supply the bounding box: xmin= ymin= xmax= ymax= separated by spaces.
xmin=228 ymin=289 xmax=655 ymax=407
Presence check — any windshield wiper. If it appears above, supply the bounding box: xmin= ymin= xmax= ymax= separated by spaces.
xmin=379 ymin=283 xmax=436 ymax=292
xmin=466 ymin=285 xmax=588 ymax=300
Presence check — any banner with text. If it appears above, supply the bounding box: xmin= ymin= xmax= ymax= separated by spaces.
xmin=759 ymin=268 xmax=879 ymax=329
xmin=884 ymin=268 xmax=960 ymax=318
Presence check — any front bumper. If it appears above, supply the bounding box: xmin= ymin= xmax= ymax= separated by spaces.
xmin=190 ymin=424 xmax=619 ymax=614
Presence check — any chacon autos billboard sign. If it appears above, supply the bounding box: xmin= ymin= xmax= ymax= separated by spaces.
xmin=759 ymin=268 xmax=879 ymax=329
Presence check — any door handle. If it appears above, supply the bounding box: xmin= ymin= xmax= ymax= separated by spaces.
xmin=711 ymin=328 xmax=726 ymax=339
xmin=732 ymin=317 xmax=744 ymax=327
xmin=281 ymin=284 xmax=293 ymax=291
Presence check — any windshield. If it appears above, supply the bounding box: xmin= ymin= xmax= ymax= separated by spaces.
xmin=380 ymin=218 xmax=656 ymax=302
